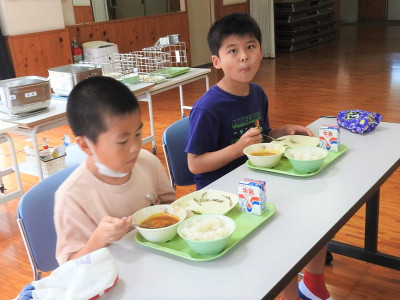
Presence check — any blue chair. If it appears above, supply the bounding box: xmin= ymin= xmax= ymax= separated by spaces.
xmin=17 ymin=165 xmax=78 ymax=280
xmin=162 ymin=117 xmax=194 ymax=189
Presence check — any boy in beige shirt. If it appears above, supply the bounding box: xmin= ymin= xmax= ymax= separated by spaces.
xmin=54 ymin=76 xmax=175 ymax=264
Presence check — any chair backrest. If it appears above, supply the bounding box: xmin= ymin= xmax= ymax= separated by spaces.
xmin=17 ymin=165 xmax=78 ymax=281
xmin=162 ymin=117 xmax=194 ymax=188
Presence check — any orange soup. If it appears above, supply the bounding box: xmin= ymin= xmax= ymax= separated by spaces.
xmin=140 ymin=212 xmax=180 ymax=229
xmin=250 ymin=150 xmax=280 ymax=156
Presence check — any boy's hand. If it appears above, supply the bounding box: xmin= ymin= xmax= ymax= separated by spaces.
xmin=94 ymin=215 xmax=133 ymax=245
xmin=68 ymin=215 xmax=133 ymax=262
xmin=236 ymin=127 xmax=262 ymax=152
xmin=284 ymin=124 xmax=313 ymax=136
xmin=270 ymin=124 xmax=313 ymax=138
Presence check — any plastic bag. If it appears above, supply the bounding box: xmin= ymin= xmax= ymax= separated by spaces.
xmin=337 ymin=109 xmax=382 ymax=134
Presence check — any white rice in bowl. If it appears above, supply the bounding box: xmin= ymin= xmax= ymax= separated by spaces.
xmin=287 ymin=147 xmax=326 ymax=161
xmin=180 ymin=216 xmax=232 ymax=241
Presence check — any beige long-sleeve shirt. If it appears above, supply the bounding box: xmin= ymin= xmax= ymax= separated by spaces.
xmin=54 ymin=149 xmax=176 ymax=264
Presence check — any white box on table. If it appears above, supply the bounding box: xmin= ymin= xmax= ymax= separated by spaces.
xmin=319 ymin=125 xmax=340 ymax=152
xmin=238 ymin=178 xmax=266 ymax=216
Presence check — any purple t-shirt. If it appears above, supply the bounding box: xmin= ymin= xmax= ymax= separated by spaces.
xmin=186 ymin=83 xmax=270 ymax=189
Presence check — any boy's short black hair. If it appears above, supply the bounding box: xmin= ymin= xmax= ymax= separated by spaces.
xmin=67 ymin=76 xmax=139 ymax=143
xmin=207 ymin=13 xmax=262 ymax=56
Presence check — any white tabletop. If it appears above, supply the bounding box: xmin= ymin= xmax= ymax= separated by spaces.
xmin=6 ymin=100 xmax=67 ymax=129
xmin=103 ymin=118 xmax=400 ymax=299
xmin=146 ymin=68 xmax=210 ymax=95
xmin=0 ymin=120 xmax=18 ymax=134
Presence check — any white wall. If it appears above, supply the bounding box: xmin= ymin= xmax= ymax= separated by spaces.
xmin=63 ymin=0 xmax=76 ymax=26
xmin=187 ymin=0 xmax=212 ymax=66
xmin=0 ymin=0 xmax=65 ymax=36
xmin=388 ymin=0 xmax=400 ymax=20
xmin=340 ymin=0 xmax=358 ymax=22
xmin=73 ymin=0 xmax=91 ymax=5
xmin=223 ymin=0 xmax=246 ymax=4
xmin=92 ymin=0 xmax=109 ymax=22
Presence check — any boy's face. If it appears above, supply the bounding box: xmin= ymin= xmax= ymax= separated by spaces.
xmin=89 ymin=110 xmax=142 ymax=175
xmin=212 ymin=34 xmax=262 ymax=85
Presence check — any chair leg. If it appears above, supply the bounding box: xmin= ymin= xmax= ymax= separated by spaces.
xmin=325 ymin=250 xmax=333 ymax=265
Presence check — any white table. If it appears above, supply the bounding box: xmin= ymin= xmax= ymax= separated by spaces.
xmin=6 ymin=68 xmax=209 ymax=179
xmin=133 ymin=68 xmax=210 ymax=154
xmin=103 ymin=118 xmax=400 ymax=299
xmin=7 ymin=100 xmax=68 ymax=180
xmin=0 ymin=120 xmax=23 ymax=204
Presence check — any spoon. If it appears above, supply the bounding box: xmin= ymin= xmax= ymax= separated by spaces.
xmin=261 ymin=134 xmax=285 ymax=142
xmin=131 ymin=223 xmax=155 ymax=229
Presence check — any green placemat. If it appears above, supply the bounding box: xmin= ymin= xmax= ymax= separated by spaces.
xmin=246 ymin=144 xmax=348 ymax=177
xmin=134 ymin=203 xmax=276 ymax=261
xmin=150 ymin=67 xmax=190 ymax=78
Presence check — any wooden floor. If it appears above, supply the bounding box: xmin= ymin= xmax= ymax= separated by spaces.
xmin=1 ymin=23 xmax=400 ymax=299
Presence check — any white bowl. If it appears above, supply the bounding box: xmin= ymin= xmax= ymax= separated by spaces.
xmin=132 ymin=204 xmax=187 ymax=243
xmin=177 ymin=214 xmax=236 ymax=255
xmin=271 ymin=135 xmax=319 ymax=148
xmin=243 ymin=143 xmax=286 ymax=168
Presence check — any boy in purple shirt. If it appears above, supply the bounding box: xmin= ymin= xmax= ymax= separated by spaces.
xmin=186 ymin=13 xmax=331 ymax=300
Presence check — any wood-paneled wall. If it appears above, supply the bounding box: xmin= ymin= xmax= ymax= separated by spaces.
xmin=6 ymin=29 xmax=73 ymax=77
xmin=222 ymin=2 xmax=249 ymax=16
xmin=358 ymin=0 xmax=388 ymax=21
xmin=68 ymin=12 xmax=190 ymax=57
xmin=214 ymin=0 xmax=249 ymax=20
xmin=5 ymin=12 xmax=190 ymax=78
xmin=73 ymin=6 xmax=94 ymax=24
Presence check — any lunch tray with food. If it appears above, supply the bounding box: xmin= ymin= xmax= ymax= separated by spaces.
xmin=246 ymin=144 xmax=348 ymax=177
xmin=134 ymin=202 xmax=276 ymax=261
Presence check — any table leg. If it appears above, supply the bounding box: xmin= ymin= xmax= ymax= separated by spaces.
xmin=328 ymin=188 xmax=400 ymax=270
xmin=0 ymin=133 xmax=23 ymax=204
xmin=365 ymin=189 xmax=379 ymax=252
xmin=139 ymin=92 xmax=156 ymax=154
xmin=179 ymin=74 xmax=210 ymax=118
xmin=31 ymin=127 xmax=44 ymax=181
xmin=179 ymin=85 xmax=185 ymax=118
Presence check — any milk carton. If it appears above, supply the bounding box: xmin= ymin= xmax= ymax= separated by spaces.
xmin=238 ymin=178 xmax=266 ymax=216
xmin=319 ymin=125 xmax=340 ymax=152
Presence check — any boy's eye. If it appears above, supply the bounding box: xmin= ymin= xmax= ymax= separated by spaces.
xmin=248 ymin=44 xmax=256 ymax=49
xmin=229 ymin=49 xmax=237 ymax=54
xmin=117 ymin=140 xmax=128 ymax=145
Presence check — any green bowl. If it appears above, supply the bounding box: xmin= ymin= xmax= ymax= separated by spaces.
xmin=177 ymin=215 xmax=236 ymax=255
xmin=285 ymin=146 xmax=328 ymax=173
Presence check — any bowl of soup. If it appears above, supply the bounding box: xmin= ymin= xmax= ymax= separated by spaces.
xmin=243 ymin=143 xmax=286 ymax=168
xmin=132 ymin=204 xmax=187 ymax=243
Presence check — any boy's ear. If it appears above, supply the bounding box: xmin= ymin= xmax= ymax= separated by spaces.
xmin=211 ymin=55 xmax=222 ymax=69
xmin=76 ymin=136 xmax=92 ymax=156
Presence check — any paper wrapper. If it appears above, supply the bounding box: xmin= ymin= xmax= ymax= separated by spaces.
xmin=337 ymin=109 xmax=382 ymax=134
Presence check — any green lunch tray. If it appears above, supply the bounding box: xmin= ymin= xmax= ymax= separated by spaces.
xmin=246 ymin=144 xmax=348 ymax=177
xmin=134 ymin=202 xmax=276 ymax=261
xmin=150 ymin=67 xmax=190 ymax=78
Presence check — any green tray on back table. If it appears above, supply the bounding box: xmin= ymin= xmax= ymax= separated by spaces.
xmin=150 ymin=67 xmax=190 ymax=78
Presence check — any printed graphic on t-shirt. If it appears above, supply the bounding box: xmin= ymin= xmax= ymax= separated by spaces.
xmin=232 ymin=112 xmax=262 ymax=144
